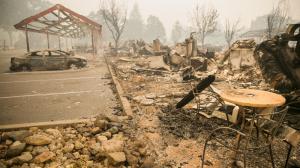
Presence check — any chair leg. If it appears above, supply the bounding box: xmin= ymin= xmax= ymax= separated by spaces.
xmin=201 ymin=139 xmax=210 ymax=168
xmin=243 ymin=151 xmax=247 ymax=168
xmin=284 ymin=144 xmax=293 ymax=168
xmin=269 ymin=144 xmax=275 ymax=168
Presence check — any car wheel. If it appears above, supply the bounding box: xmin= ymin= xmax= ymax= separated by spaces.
xmin=68 ymin=63 xmax=78 ymax=70
xmin=20 ymin=65 xmax=31 ymax=71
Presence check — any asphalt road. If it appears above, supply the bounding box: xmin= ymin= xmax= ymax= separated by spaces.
xmin=0 ymin=51 xmax=116 ymax=125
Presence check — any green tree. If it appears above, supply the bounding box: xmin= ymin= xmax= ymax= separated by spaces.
xmin=144 ymin=15 xmax=166 ymax=42
xmin=171 ymin=21 xmax=183 ymax=43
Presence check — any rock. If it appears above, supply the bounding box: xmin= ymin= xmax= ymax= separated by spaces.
xmin=25 ymin=135 xmax=52 ymax=146
xmin=31 ymin=146 xmax=49 ymax=156
xmin=5 ymin=139 xmax=13 ymax=145
xmin=141 ymin=156 xmax=155 ymax=168
xmin=96 ymin=135 xmax=107 ymax=142
xmin=112 ymin=133 xmax=124 ymax=141
xmin=138 ymin=147 xmax=147 ymax=156
xmin=63 ymin=143 xmax=74 ymax=153
xmin=107 ymin=152 xmax=126 ymax=165
xmin=74 ymin=141 xmax=84 ymax=150
xmin=140 ymin=98 xmax=155 ymax=105
xmin=108 ymin=126 xmax=119 ymax=134
xmin=81 ymin=147 xmax=90 ymax=156
xmin=17 ymin=152 xmax=33 ymax=163
xmin=0 ymin=162 xmax=7 ymax=168
xmin=89 ymin=143 xmax=101 ymax=155
xmin=29 ymin=127 xmax=39 ymax=132
xmin=25 ymin=145 xmax=33 ymax=152
xmin=145 ymin=93 xmax=156 ymax=99
xmin=91 ymin=127 xmax=101 ymax=134
xmin=34 ymin=151 xmax=55 ymax=163
xmin=80 ymin=154 xmax=89 ymax=161
xmin=101 ymin=132 xmax=112 ymax=139
xmin=48 ymin=162 xmax=60 ymax=168
xmin=86 ymin=161 xmax=93 ymax=167
xmin=73 ymin=152 xmax=80 ymax=159
xmin=94 ymin=119 xmax=108 ymax=131
xmin=235 ymin=160 xmax=244 ymax=168
xmin=3 ymin=130 xmax=31 ymax=141
xmin=64 ymin=153 xmax=74 ymax=159
xmin=0 ymin=144 xmax=8 ymax=157
xmin=101 ymin=140 xmax=124 ymax=154
xmin=45 ymin=129 xmax=62 ymax=137
xmin=126 ymin=153 xmax=139 ymax=166
xmin=6 ymin=141 xmax=26 ymax=157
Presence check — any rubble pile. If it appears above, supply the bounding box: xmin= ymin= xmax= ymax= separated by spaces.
xmin=0 ymin=114 xmax=153 ymax=168
xmin=106 ymin=33 xmax=300 ymax=166
xmin=112 ymin=39 xmax=169 ymax=57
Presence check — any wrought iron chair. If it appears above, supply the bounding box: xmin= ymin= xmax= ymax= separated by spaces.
xmin=201 ymin=106 xmax=289 ymax=168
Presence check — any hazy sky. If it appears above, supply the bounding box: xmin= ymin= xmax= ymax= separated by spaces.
xmin=49 ymin=0 xmax=300 ymax=38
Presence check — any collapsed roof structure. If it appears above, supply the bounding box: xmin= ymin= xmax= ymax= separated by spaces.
xmin=14 ymin=4 xmax=102 ymax=52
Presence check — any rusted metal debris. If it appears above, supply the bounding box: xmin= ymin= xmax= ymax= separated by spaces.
xmin=14 ymin=4 xmax=101 ymax=38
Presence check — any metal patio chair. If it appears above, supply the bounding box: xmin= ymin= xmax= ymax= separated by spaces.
xmin=201 ymin=106 xmax=289 ymax=168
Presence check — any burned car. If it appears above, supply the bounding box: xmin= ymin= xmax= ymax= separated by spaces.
xmin=10 ymin=50 xmax=87 ymax=71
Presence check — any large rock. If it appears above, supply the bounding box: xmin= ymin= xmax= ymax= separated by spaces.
xmin=101 ymin=140 xmax=124 ymax=154
xmin=6 ymin=141 xmax=26 ymax=157
xmin=107 ymin=152 xmax=126 ymax=165
xmin=3 ymin=130 xmax=31 ymax=141
xmin=94 ymin=119 xmax=108 ymax=131
xmin=25 ymin=135 xmax=52 ymax=146
xmin=34 ymin=151 xmax=55 ymax=163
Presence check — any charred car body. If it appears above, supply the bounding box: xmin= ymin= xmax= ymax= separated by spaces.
xmin=10 ymin=50 xmax=87 ymax=71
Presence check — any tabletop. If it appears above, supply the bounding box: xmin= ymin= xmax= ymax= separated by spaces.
xmin=219 ymin=88 xmax=286 ymax=108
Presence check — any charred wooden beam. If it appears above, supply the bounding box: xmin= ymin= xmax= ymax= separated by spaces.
xmin=176 ymin=75 xmax=215 ymax=109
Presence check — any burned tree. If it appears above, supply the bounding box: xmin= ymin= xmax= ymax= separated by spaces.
xmin=224 ymin=19 xmax=240 ymax=48
xmin=100 ymin=0 xmax=127 ymax=49
xmin=192 ymin=5 xmax=218 ymax=47
xmin=266 ymin=0 xmax=289 ymax=39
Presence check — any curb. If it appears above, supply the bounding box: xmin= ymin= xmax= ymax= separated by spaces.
xmin=0 ymin=118 xmax=95 ymax=131
xmin=104 ymin=56 xmax=133 ymax=117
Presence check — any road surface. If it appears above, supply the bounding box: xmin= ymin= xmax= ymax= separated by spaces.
xmin=0 ymin=51 xmax=116 ymax=125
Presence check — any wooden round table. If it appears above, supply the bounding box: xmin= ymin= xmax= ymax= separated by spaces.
xmin=219 ymin=88 xmax=286 ymax=108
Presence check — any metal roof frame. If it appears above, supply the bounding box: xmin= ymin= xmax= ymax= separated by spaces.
xmin=14 ymin=4 xmax=102 ymax=38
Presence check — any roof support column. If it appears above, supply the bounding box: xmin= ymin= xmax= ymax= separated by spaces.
xmin=91 ymin=28 xmax=95 ymax=57
xmin=47 ymin=32 xmax=50 ymax=49
xmin=58 ymin=36 xmax=61 ymax=50
xmin=65 ymin=38 xmax=68 ymax=51
xmin=25 ymin=24 xmax=30 ymax=52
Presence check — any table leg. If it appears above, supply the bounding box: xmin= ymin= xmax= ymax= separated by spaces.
xmin=233 ymin=107 xmax=245 ymax=160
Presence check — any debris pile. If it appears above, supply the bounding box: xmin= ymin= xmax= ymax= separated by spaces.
xmin=220 ymin=39 xmax=256 ymax=71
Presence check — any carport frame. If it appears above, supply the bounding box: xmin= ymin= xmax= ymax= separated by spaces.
xmin=14 ymin=4 xmax=102 ymax=53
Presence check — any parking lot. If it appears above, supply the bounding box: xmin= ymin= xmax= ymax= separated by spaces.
xmin=0 ymin=51 xmax=116 ymax=125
